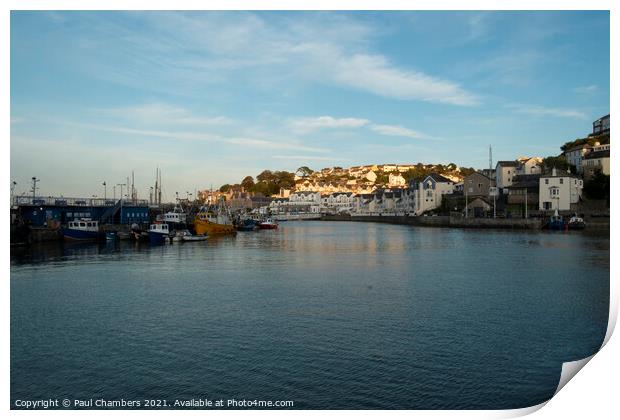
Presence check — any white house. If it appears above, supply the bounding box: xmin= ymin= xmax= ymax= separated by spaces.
xmin=388 ymin=173 xmax=406 ymax=187
xmin=351 ymin=193 xmax=374 ymax=214
xmin=408 ymin=173 xmax=454 ymax=215
xmin=270 ymin=191 xmax=322 ymax=214
xmin=516 ymin=157 xmax=543 ymax=175
xmin=322 ymin=192 xmax=353 ymax=214
xmin=538 ymin=168 xmax=583 ymax=211
xmin=495 ymin=161 xmax=520 ymax=190
xmin=364 ymin=170 xmax=377 ymax=183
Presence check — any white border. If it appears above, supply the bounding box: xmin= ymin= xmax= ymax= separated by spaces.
xmin=4 ymin=1 xmax=617 ymax=419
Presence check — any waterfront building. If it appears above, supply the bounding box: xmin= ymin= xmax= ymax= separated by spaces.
xmin=463 ymin=172 xmax=492 ymax=197
xmin=592 ymin=114 xmax=610 ymax=136
xmin=506 ymin=174 xmax=541 ymax=216
xmin=465 ymin=197 xmax=492 ymax=218
xmin=582 ymin=142 xmax=610 ymax=180
xmin=321 ymin=192 xmax=354 ymax=214
xmin=538 ymin=168 xmax=583 ymax=211
xmin=13 ymin=195 xmax=150 ymax=227
xmin=268 ymin=197 xmax=289 ymax=214
xmin=351 ymin=193 xmax=374 ymax=214
xmin=273 ymin=191 xmax=322 ymax=214
xmin=408 ymin=173 xmax=454 ymax=215
xmin=495 ymin=161 xmax=519 ymax=191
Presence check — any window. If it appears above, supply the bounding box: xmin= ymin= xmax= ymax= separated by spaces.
xmin=80 ymin=222 xmax=86 ymax=227
xmin=543 ymin=202 xmax=552 ymax=210
xmin=545 ymin=179 xmax=549 ymax=185
xmin=550 ymin=187 xmax=559 ymax=197
xmin=559 ymin=179 xmax=563 ymax=184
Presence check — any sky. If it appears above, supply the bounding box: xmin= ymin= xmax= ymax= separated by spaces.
xmin=10 ymin=11 xmax=610 ymax=199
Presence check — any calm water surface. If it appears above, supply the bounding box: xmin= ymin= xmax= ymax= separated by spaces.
xmin=11 ymin=222 xmax=609 ymax=409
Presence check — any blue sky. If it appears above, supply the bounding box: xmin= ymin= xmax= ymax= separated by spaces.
xmin=10 ymin=11 xmax=609 ymax=199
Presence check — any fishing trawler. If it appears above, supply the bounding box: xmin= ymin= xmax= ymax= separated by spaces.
xmin=193 ymin=202 xmax=236 ymax=236
xmin=62 ymin=219 xmax=103 ymax=241
xmin=162 ymin=199 xmax=187 ymax=227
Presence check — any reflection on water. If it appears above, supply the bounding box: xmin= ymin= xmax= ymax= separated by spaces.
xmin=11 ymin=222 xmax=609 ymax=409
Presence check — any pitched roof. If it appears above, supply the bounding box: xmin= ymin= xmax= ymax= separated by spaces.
xmin=541 ymin=168 xmax=578 ymax=178
xmin=427 ymin=173 xmax=452 ymax=183
xmin=467 ymin=171 xmax=491 ymax=181
xmin=496 ymin=160 xmax=519 ymax=167
xmin=507 ymin=174 xmax=541 ymax=189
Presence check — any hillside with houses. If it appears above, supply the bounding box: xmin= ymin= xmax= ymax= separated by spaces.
xmin=201 ymin=114 xmax=609 ymax=220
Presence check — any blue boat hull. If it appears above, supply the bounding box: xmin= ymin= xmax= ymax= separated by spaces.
xmin=62 ymin=228 xmax=102 ymax=241
xmin=545 ymin=221 xmax=566 ymax=230
xmin=148 ymin=231 xmax=169 ymax=245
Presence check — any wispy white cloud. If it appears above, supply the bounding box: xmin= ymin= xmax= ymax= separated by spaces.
xmin=272 ymin=155 xmax=351 ymax=162
xmin=330 ymin=53 xmax=479 ymax=106
xmin=59 ymin=12 xmax=479 ymax=106
xmin=291 ymin=115 xmax=434 ymax=140
xmin=507 ymin=103 xmax=587 ymax=119
xmin=57 ymin=120 xmax=328 ymax=153
xmin=98 ymin=102 xmax=233 ymax=126
xmin=369 ymin=124 xmax=435 ymax=140
xmin=573 ymin=85 xmax=599 ymax=94
xmin=291 ymin=116 xmax=369 ymax=134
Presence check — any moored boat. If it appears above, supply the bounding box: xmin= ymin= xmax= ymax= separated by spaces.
xmin=258 ymin=218 xmax=278 ymax=230
xmin=162 ymin=201 xmax=188 ymax=228
xmin=62 ymin=219 xmax=103 ymax=241
xmin=148 ymin=222 xmax=171 ymax=245
xmin=182 ymin=232 xmax=208 ymax=242
xmin=193 ymin=204 xmax=236 ymax=236
xmin=543 ymin=210 xmax=565 ymax=230
xmin=236 ymin=218 xmax=258 ymax=231
xmin=567 ymin=214 xmax=586 ymax=230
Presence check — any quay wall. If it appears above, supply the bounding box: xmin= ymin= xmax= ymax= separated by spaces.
xmin=321 ymin=215 xmax=543 ymax=230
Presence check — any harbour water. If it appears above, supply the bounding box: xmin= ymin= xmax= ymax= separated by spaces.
xmin=11 ymin=222 xmax=609 ymax=409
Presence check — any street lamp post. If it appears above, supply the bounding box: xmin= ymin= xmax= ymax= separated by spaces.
xmin=103 ymin=181 xmax=107 ymax=201
xmin=117 ymin=183 xmax=126 ymax=224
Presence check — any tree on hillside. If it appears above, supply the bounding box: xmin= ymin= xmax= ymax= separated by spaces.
xmin=296 ymin=166 xmax=314 ymax=177
xmin=583 ymin=169 xmax=610 ymax=202
xmin=459 ymin=167 xmax=476 ymax=177
xmin=542 ymin=155 xmax=572 ymax=172
xmin=219 ymin=184 xmax=232 ymax=193
xmin=241 ymin=176 xmax=255 ymax=191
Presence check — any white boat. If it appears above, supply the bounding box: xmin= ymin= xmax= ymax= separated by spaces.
xmin=567 ymin=214 xmax=586 ymax=230
xmin=182 ymin=233 xmax=208 ymax=242
xmin=173 ymin=229 xmax=208 ymax=242
xmin=162 ymin=202 xmax=187 ymax=225
xmin=148 ymin=222 xmax=171 ymax=245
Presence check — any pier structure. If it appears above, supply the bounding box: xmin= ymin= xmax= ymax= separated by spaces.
xmin=13 ymin=195 xmax=151 ymax=227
